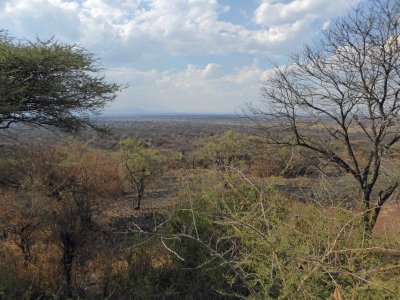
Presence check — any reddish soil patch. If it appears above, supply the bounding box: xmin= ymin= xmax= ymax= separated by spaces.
xmin=373 ymin=204 xmax=400 ymax=237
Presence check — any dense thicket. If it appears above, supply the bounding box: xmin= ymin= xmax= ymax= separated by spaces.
xmin=0 ymin=130 xmax=400 ymax=299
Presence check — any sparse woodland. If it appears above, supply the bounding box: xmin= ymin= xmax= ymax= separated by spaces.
xmin=2 ymin=1 xmax=400 ymax=299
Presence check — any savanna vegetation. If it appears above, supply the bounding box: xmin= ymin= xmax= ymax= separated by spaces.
xmin=2 ymin=1 xmax=400 ymax=299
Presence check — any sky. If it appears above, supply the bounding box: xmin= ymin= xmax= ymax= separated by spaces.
xmin=0 ymin=0 xmax=361 ymax=115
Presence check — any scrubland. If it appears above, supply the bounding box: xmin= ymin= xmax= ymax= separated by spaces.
xmin=1 ymin=117 xmax=400 ymax=299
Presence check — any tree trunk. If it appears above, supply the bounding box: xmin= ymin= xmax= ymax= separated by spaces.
xmin=362 ymin=190 xmax=373 ymax=235
xmin=63 ymin=258 xmax=73 ymax=298
xmin=369 ymin=182 xmax=398 ymax=232
xmin=60 ymin=232 xmax=76 ymax=298
xmin=15 ymin=226 xmax=33 ymax=268
xmin=20 ymin=235 xmax=33 ymax=268
xmin=135 ymin=184 xmax=144 ymax=210
xmin=370 ymin=204 xmax=381 ymax=232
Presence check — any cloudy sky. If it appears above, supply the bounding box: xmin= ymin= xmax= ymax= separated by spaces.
xmin=0 ymin=0 xmax=361 ymax=114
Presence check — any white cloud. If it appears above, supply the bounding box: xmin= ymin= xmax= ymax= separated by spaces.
xmin=106 ymin=62 xmax=267 ymax=113
xmin=254 ymin=0 xmax=360 ymax=26
xmin=1 ymin=0 xmax=81 ymax=41
xmin=0 ymin=0 xmax=362 ymax=113
xmin=254 ymin=0 xmax=361 ymax=41
xmin=0 ymin=0 xmax=361 ymax=56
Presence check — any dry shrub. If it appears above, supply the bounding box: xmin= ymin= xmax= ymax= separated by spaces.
xmin=252 ymin=145 xmax=320 ymax=178
xmin=0 ymin=140 xmax=124 ymax=298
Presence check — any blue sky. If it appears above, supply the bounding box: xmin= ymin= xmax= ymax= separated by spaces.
xmin=0 ymin=0 xmax=361 ymax=114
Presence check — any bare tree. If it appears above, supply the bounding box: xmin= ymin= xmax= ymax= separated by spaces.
xmin=1 ymin=142 xmax=122 ymax=297
xmin=46 ymin=142 xmax=122 ymax=297
xmin=0 ymin=191 xmax=43 ymax=267
xmin=251 ymin=0 xmax=400 ymax=233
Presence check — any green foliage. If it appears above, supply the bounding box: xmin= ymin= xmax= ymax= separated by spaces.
xmin=160 ymin=170 xmax=400 ymax=299
xmin=110 ymin=238 xmax=238 ymax=300
xmin=120 ymin=138 xmax=163 ymax=208
xmin=193 ymin=130 xmax=254 ymax=170
xmin=0 ymin=260 xmax=30 ymax=300
xmin=0 ymin=32 xmax=120 ymax=132
xmin=120 ymin=138 xmax=162 ymax=174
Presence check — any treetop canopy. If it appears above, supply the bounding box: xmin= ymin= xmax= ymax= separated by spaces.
xmin=0 ymin=31 xmax=120 ymax=132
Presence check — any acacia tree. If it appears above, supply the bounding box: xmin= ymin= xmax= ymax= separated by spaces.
xmin=251 ymin=0 xmax=400 ymax=232
xmin=120 ymin=138 xmax=162 ymax=209
xmin=0 ymin=31 xmax=120 ymax=132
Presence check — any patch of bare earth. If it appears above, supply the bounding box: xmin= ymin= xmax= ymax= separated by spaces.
xmin=373 ymin=203 xmax=400 ymax=237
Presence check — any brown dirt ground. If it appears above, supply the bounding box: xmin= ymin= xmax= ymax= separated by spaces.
xmin=373 ymin=203 xmax=400 ymax=237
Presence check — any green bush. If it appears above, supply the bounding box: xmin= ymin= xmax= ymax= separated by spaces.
xmin=157 ymin=170 xmax=400 ymax=299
